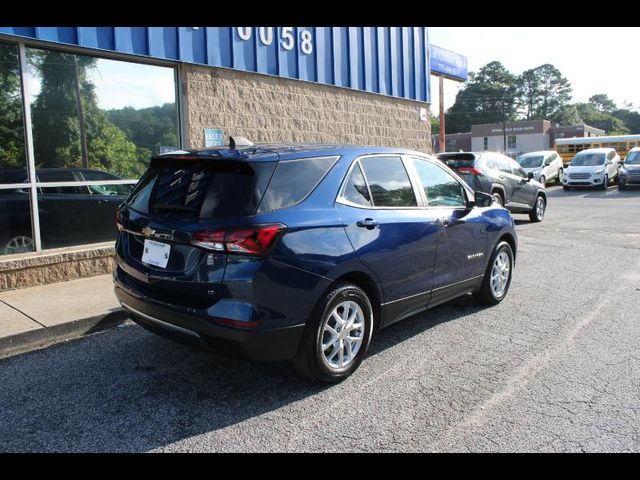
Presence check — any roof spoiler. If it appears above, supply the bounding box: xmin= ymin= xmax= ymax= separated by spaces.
xmin=229 ymin=136 xmax=254 ymax=149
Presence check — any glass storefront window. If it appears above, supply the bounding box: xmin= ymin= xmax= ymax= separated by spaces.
xmin=0 ymin=41 xmax=33 ymax=255
xmin=20 ymin=46 xmax=178 ymax=251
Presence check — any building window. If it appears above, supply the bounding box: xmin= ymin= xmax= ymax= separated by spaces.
xmin=507 ymin=135 xmax=516 ymax=150
xmin=483 ymin=137 xmax=488 ymax=150
xmin=0 ymin=42 xmax=180 ymax=256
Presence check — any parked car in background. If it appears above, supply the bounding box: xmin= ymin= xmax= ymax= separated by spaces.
xmin=437 ymin=151 xmax=548 ymax=222
xmin=618 ymin=146 xmax=640 ymax=190
xmin=516 ymin=150 xmax=564 ymax=186
xmin=114 ymin=143 xmax=518 ymax=383
xmin=562 ymin=148 xmax=621 ymax=190
xmin=0 ymin=168 xmax=133 ymax=255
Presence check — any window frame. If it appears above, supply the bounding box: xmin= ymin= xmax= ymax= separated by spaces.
xmin=336 ymin=153 xmax=473 ymax=211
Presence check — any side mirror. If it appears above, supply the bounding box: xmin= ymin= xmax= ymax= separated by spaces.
xmin=474 ymin=191 xmax=493 ymax=207
xmin=527 ymin=172 xmax=535 ymax=181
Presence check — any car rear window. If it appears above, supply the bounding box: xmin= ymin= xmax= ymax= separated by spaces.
xmin=437 ymin=153 xmax=477 ymax=169
xmin=127 ymin=159 xmax=276 ymax=219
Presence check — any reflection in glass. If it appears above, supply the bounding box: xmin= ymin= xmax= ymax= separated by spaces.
xmin=0 ymin=41 xmax=27 ymax=182
xmin=0 ymin=186 xmax=33 ymax=255
xmin=21 ymin=46 xmax=177 ymax=251
xmin=26 ymin=47 xmax=177 ymax=181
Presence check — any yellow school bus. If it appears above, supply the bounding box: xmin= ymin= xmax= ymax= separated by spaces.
xmin=554 ymin=135 xmax=640 ymax=166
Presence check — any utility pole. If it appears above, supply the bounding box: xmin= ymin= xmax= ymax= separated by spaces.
xmin=501 ymin=96 xmax=507 ymax=153
xmin=439 ymin=76 xmax=445 ymax=152
xmin=73 ymin=56 xmax=89 ymax=169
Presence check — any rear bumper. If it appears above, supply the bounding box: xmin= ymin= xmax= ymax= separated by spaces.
xmin=114 ymin=282 xmax=305 ymax=362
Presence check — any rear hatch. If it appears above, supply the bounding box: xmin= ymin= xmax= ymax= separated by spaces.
xmin=115 ymin=154 xmax=279 ymax=303
xmin=437 ymin=152 xmax=485 ymax=190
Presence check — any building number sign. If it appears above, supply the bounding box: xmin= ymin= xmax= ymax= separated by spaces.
xmin=236 ymin=27 xmax=313 ymax=55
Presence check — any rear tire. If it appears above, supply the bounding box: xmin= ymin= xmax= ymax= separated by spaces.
xmin=291 ymin=283 xmax=374 ymax=384
xmin=474 ymin=241 xmax=514 ymax=305
xmin=557 ymin=169 xmax=564 ymax=184
xmin=539 ymin=175 xmax=546 ymax=186
xmin=529 ymin=195 xmax=545 ymax=223
xmin=601 ymin=175 xmax=608 ymax=190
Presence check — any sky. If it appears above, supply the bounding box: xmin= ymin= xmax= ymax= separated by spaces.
xmin=428 ymin=27 xmax=640 ymax=115
xmin=27 ymin=57 xmax=176 ymax=110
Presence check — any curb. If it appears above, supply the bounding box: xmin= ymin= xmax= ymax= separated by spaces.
xmin=0 ymin=308 xmax=130 ymax=360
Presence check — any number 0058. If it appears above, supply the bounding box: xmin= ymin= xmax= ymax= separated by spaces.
xmin=236 ymin=27 xmax=313 ymax=55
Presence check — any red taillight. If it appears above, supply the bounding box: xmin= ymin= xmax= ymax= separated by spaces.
xmin=457 ymin=167 xmax=483 ymax=175
xmin=192 ymin=224 xmax=286 ymax=255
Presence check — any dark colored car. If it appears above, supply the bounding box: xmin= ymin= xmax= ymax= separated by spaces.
xmin=113 ymin=144 xmax=518 ymax=383
xmin=437 ymin=151 xmax=547 ymax=223
xmin=0 ymin=168 xmax=133 ymax=254
xmin=618 ymin=147 xmax=640 ymax=190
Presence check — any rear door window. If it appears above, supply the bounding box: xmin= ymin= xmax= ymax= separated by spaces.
xmin=494 ymin=155 xmax=512 ymax=174
xmin=360 ymin=156 xmax=418 ymax=207
xmin=257 ymin=156 xmax=339 ymax=212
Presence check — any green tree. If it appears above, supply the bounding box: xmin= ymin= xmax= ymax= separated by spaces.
xmin=575 ymin=102 xmax=629 ymax=134
xmin=29 ymin=50 xmax=139 ymax=177
xmin=445 ymin=61 xmax=518 ymax=133
xmin=589 ymin=94 xmax=617 ymax=113
xmin=551 ymin=104 xmax=583 ymax=125
xmin=517 ymin=64 xmax=572 ymax=120
xmin=0 ymin=44 xmax=27 ymax=170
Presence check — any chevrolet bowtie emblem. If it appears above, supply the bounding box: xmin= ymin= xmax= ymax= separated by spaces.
xmin=142 ymin=226 xmax=156 ymax=237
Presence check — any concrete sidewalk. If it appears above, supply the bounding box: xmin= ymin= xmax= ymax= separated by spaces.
xmin=0 ymin=275 xmax=129 ymax=358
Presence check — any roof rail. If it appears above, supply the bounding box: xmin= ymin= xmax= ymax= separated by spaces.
xmin=229 ymin=136 xmax=254 ymax=149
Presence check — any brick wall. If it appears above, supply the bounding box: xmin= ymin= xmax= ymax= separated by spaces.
xmin=181 ymin=65 xmax=432 ymax=153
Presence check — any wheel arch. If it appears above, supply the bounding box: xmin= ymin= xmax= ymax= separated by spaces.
xmin=328 ymin=271 xmax=382 ymax=330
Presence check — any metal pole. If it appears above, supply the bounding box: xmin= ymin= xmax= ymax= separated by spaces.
xmin=502 ymin=97 xmax=507 ymax=152
xmin=439 ymin=76 xmax=445 ymax=152
xmin=18 ymin=42 xmax=42 ymax=252
xmin=73 ymin=56 xmax=89 ymax=168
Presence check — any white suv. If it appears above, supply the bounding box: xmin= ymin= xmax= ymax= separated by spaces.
xmin=516 ymin=150 xmax=564 ymax=186
xmin=563 ymin=148 xmax=621 ymax=190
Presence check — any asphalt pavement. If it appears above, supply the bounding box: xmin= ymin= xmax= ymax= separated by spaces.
xmin=1 ymin=184 xmax=639 ymax=452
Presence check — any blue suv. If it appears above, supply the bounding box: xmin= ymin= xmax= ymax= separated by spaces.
xmin=114 ymin=142 xmax=517 ymax=383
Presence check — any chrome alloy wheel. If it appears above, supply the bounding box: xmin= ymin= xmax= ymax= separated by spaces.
xmin=4 ymin=235 xmax=34 ymax=255
xmin=320 ymin=300 xmax=365 ymax=372
xmin=490 ymin=251 xmax=511 ymax=298
xmin=535 ymin=196 xmax=545 ymax=220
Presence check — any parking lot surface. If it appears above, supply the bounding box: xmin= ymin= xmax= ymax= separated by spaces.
xmin=1 ymin=185 xmax=639 ymax=452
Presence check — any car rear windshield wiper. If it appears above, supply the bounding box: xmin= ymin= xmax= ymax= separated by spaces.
xmin=152 ymin=203 xmax=198 ymax=213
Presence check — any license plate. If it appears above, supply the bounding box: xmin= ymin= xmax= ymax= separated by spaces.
xmin=141 ymin=239 xmax=171 ymax=268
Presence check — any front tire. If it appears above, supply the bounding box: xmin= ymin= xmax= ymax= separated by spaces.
xmin=529 ymin=194 xmax=545 ymax=222
xmin=474 ymin=241 xmax=514 ymax=305
xmin=601 ymin=175 xmax=608 ymax=190
xmin=618 ymin=182 xmax=626 ymax=191
xmin=491 ymin=191 xmax=504 ymax=206
xmin=539 ymin=175 xmax=546 ymax=186
xmin=292 ymin=283 xmax=374 ymax=384
xmin=557 ymin=169 xmax=564 ymax=184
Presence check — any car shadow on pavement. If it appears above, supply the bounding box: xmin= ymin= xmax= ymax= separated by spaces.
xmin=546 ymin=186 xmax=640 ymax=199
xmin=0 ymin=294 xmax=488 ymax=452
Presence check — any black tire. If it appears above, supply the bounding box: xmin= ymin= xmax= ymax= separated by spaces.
xmin=557 ymin=169 xmax=564 ymax=184
xmin=618 ymin=182 xmax=626 ymax=191
xmin=539 ymin=175 xmax=546 ymax=186
xmin=562 ymin=185 xmax=570 ymax=191
xmin=491 ymin=191 xmax=504 ymax=206
xmin=473 ymin=241 xmax=514 ymax=305
xmin=291 ymin=282 xmax=374 ymax=384
xmin=600 ymin=175 xmax=608 ymax=190
xmin=528 ymin=194 xmax=545 ymax=223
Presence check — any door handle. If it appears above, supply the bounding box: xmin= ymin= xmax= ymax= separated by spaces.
xmin=357 ymin=218 xmax=379 ymax=229
xmin=437 ymin=217 xmax=453 ymax=228
xmin=498 ymin=175 xmax=505 ymax=180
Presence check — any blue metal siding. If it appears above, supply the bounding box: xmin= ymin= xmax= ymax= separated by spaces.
xmin=0 ymin=26 xmax=434 ymax=102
